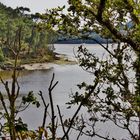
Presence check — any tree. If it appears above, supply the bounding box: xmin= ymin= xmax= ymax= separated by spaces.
xmin=42 ymin=0 xmax=140 ymax=139
xmin=0 ymin=4 xmax=61 ymax=140
xmin=0 ymin=3 xmax=58 ymax=64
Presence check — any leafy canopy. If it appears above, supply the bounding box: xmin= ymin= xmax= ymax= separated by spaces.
xmin=41 ymin=0 xmax=140 ymax=139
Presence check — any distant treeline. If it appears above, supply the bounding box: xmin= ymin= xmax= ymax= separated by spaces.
xmin=55 ymin=39 xmax=111 ymax=44
xmin=56 ymin=31 xmax=112 ymax=44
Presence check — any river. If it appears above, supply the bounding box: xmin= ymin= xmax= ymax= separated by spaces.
xmin=0 ymin=44 xmax=128 ymax=139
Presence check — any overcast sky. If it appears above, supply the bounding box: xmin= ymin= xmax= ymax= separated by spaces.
xmin=0 ymin=0 xmax=68 ymax=13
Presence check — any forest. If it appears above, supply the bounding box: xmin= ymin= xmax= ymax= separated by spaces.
xmin=0 ymin=2 xmax=58 ymax=70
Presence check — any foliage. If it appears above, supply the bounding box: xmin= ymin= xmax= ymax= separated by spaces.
xmin=41 ymin=0 xmax=140 ymax=139
xmin=0 ymin=27 xmax=58 ymax=139
xmin=22 ymin=91 xmax=40 ymax=108
xmin=0 ymin=2 xmax=58 ymax=66
xmin=69 ymin=43 xmax=138 ymax=139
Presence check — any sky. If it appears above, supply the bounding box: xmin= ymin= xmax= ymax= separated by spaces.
xmin=0 ymin=0 xmax=68 ymax=13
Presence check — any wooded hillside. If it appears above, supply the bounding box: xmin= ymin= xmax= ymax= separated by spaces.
xmin=0 ymin=3 xmax=57 ymax=68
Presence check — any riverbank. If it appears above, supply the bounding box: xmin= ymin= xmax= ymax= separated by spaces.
xmin=0 ymin=53 xmax=77 ymax=81
xmin=22 ymin=58 xmax=76 ymax=71
xmin=22 ymin=63 xmax=53 ymax=70
xmin=21 ymin=52 xmax=76 ymax=70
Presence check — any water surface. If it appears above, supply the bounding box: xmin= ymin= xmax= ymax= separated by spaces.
xmin=0 ymin=44 xmax=128 ymax=139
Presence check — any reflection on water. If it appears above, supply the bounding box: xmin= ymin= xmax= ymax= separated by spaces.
xmin=0 ymin=70 xmax=31 ymax=81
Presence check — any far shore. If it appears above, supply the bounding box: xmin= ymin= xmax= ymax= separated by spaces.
xmin=0 ymin=53 xmax=77 ymax=71
xmin=21 ymin=54 xmax=77 ymax=71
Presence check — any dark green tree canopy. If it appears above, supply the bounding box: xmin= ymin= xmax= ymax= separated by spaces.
xmin=0 ymin=3 xmax=58 ymax=65
xmin=43 ymin=0 xmax=140 ymax=52
xmin=40 ymin=0 xmax=140 ymax=139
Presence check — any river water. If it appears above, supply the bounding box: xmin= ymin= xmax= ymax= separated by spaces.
xmin=1 ymin=44 xmax=129 ymax=139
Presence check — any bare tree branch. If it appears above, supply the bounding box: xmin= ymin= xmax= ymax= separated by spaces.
xmin=48 ymin=73 xmax=58 ymax=140
xmin=57 ymin=105 xmax=69 ymax=140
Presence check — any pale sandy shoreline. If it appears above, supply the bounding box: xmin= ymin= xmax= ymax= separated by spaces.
xmin=22 ymin=63 xmax=54 ymax=71
xmin=0 ymin=54 xmax=76 ymax=71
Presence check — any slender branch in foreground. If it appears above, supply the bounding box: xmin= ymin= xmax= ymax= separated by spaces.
xmin=0 ymin=92 xmax=10 ymax=119
xmin=48 ymin=73 xmax=58 ymax=140
xmin=38 ymin=91 xmax=49 ymax=140
xmin=38 ymin=91 xmax=49 ymax=128
xmin=57 ymin=105 xmax=69 ymax=140
xmin=61 ymin=79 xmax=99 ymax=140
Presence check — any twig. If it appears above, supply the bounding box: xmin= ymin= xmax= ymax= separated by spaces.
xmin=0 ymin=79 xmax=11 ymax=99
xmin=38 ymin=91 xmax=49 ymax=128
xmin=61 ymin=79 xmax=99 ymax=140
xmin=76 ymin=115 xmax=85 ymax=140
xmin=0 ymin=92 xmax=10 ymax=119
xmin=57 ymin=105 xmax=69 ymax=140
xmin=48 ymin=73 xmax=58 ymax=140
